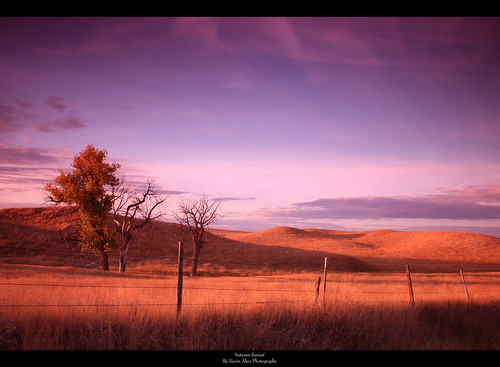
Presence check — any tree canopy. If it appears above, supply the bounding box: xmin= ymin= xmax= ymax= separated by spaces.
xmin=44 ymin=144 xmax=121 ymax=270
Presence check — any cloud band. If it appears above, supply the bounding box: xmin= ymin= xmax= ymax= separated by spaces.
xmin=257 ymin=184 xmax=500 ymax=221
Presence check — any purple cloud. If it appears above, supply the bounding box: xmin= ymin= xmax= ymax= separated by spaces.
xmin=2 ymin=96 xmax=86 ymax=134
xmin=34 ymin=115 xmax=86 ymax=133
xmin=0 ymin=145 xmax=62 ymax=165
xmin=257 ymin=184 xmax=500 ymax=221
xmin=0 ymin=104 xmax=19 ymax=135
xmin=0 ymin=100 xmax=36 ymax=136
xmin=46 ymin=95 xmax=67 ymax=112
xmin=0 ymin=165 xmax=58 ymax=188
xmin=169 ymin=18 xmax=500 ymax=73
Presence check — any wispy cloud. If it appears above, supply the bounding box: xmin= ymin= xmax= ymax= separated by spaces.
xmin=46 ymin=95 xmax=67 ymax=112
xmin=0 ymin=165 xmax=58 ymax=189
xmin=0 ymin=105 xmax=19 ymax=135
xmin=0 ymin=145 xmax=67 ymax=205
xmin=290 ymin=17 xmax=500 ymax=71
xmin=220 ymin=196 xmax=256 ymax=202
xmin=176 ymin=17 xmax=500 ymax=73
xmin=2 ymin=96 xmax=86 ymax=134
xmin=34 ymin=115 xmax=86 ymax=133
xmin=224 ymin=75 xmax=254 ymax=89
xmin=0 ymin=102 xmax=29 ymax=136
xmin=158 ymin=189 xmax=191 ymax=196
xmin=0 ymin=145 xmax=62 ymax=165
xmin=172 ymin=17 xmax=223 ymax=50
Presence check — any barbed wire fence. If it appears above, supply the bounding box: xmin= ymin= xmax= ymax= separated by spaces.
xmin=1 ymin=241 xmax=500 ymax=312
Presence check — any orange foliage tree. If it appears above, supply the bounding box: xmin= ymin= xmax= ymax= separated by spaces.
xmin=44 ymin=145 xmax=120 ymax=270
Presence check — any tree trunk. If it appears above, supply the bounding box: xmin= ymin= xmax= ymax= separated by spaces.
xmin=191 ymin=244 xmax=201 ymax=277
xmin=102 ymin=251 xmax=110 ymax=271
xmin=119 ymin=255 xmax=126 ymax=273
xmin=118 ymin=240 xmax=130 ymax=273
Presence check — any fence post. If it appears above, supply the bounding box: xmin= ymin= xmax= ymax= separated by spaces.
xmin=314 ymin=276 xmax=322 ymax=303
xmin=323 ymin=257 xmax=328 ymax=305
xmin=460 ymin=270 xmax=471 ymax=301
xmin=177 ymin=241 xmax=184 ymax=317
xmin=406 ymin=265 xmax=415 ymax=307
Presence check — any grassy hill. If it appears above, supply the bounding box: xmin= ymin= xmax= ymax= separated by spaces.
xmin=1 ymin=206 xmax=500 ymax=274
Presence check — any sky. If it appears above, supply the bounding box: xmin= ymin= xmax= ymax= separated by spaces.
xmin=2 ymin=17 xmax=500 ymax=236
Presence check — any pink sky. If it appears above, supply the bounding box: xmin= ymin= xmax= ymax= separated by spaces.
xmin=2 ymin=17 xmax=500 ymax=236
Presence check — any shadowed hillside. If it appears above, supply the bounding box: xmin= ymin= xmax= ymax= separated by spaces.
xmin=0 ymin=207 xmax=374 ymax=275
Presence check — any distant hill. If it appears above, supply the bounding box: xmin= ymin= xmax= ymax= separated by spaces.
xmin=1 ymin=207 xmax=500 ymax=274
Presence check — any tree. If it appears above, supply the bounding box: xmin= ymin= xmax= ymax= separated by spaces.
xmin=174 ymin=194 xmax=221 ymax=277
xmin=112 ymin=179 xmax=165 ymax=273
xmin=44 ymin=145 xmax=120 ymax=271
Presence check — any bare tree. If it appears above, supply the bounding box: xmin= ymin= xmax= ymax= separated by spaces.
xmin=112 ymin=179 xmax=166 ymax=273
xmin=174 ymin=194 xmax=221 ymax=276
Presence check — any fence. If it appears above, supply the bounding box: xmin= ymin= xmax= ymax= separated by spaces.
xmin=1 ymin=241 xmax=500 ymax=313
xmin=1 ymin=270 xmax=499 ymax=311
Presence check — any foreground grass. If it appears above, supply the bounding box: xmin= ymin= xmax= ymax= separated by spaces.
xmin=1 ymin=264 xmax=500 ymax=350
xmin=1 ymin=301 xmax=500 ymax=350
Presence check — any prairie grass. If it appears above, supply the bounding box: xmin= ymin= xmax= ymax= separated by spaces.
xmin=2 ymin=297 xmax=500 ymax=350
xmin=1 ymin=264 xmax=500 ymax=350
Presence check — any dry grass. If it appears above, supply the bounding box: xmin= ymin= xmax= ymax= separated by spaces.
xmin=1 ymin=264 xmax=500 ymax=350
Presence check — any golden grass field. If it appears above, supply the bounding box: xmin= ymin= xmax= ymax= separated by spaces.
xmin=1 ymin=207 xmax=500 ymax=350
xmin=1 ymin=263 xmax=500 ymax=350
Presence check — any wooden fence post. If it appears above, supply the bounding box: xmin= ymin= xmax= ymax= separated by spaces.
xmin=323 ymin=257 xmax=328 ymax=305
xmin=177 ymin=241 xmax=184 ymax=317
xmin=406 ymin=265 xmax=415 ymax=307
xmin=460 ymin=270 xmax=471 ymax=301
xmin=314 ymin=276 xmax=322 ymax=303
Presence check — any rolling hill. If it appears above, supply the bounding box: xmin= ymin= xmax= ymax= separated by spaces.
xmin=1 ymin=206 xmax=500 ymax=274
xmin=223 ymin=226 xmax=500 ymax=272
